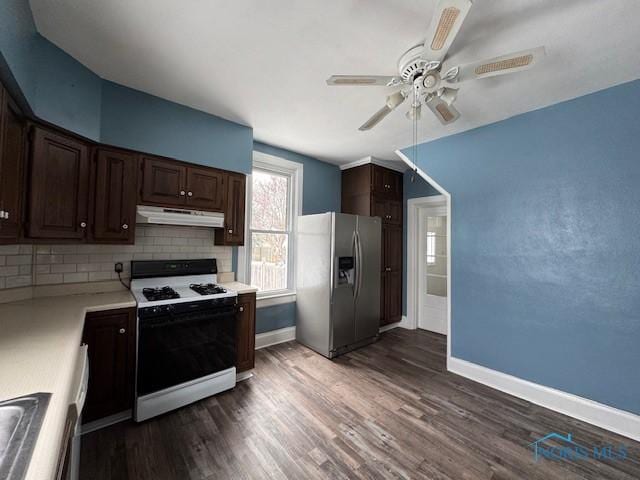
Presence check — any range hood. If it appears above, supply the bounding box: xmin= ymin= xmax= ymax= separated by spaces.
xmin=136 ymin=205 xmax=224 ymax=228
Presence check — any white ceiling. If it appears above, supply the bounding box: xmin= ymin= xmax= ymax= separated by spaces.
xmin=30 ymin=0 xmax=640 ymax=165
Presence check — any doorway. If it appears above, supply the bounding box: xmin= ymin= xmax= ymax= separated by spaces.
xmin=407 ymin=195 xmax=448 ymax=335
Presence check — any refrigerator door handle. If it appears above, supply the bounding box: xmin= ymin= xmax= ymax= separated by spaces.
xmin=355 ymin=230 xmax=363 ymax=301
xmin=352 ymin=230 xmax=359 ymax=299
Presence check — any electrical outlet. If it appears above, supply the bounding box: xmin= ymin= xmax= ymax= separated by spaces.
xmin=114 ymin=262 xmax=123 ymax=273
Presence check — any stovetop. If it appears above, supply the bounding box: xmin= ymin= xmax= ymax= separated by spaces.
xmin=131 ymin=274 xmax=237 ymax=307
xmin=142 ymin=286 xmax=180 ymax=302
xmin=190 ymin=283 xmax=227 ymax=296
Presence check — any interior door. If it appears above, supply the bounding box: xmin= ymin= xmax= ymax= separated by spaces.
xmin=186 ymin=166 xmax=225 ymax=211
xmin=27 ymin=127 xmax=90 ymax=240
xmin=418 ymin=211 xmax=448 ymax=334
xmin=331 ymin=213 xmax=357 ymax=352
xmin=354 ymin=216 xmax=381 ymax=341
xmin=92 ymin=148 xmax=138 ymax=243
xmin=141 ymin=156 xmax=186 ymax=206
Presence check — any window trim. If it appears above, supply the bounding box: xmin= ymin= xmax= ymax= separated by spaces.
xmin=237 ymin=151 xmax=303 ymax=298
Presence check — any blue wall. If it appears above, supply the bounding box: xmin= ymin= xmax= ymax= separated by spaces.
xmin=0 ymin=0 xmax=38 ymax=104
xmin=402 ymin=170 xmax=440 ymax=315
xmin=252 ymin=142 xmax=342 ymax=333
xmin=403 ymin=80 xmax=640 ymax=415
xmin=33 ymin=38 xmax=102 ymax=140
xmin=101 ymin=81 xmax=252 ymax=173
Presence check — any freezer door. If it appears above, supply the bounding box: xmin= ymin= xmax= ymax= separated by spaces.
xmin=330 ymin=213 xmax=357 ymax=352
xmin=354 ymin=216 xmax=382 ymax=341
xmin=295 ymin=213 xmax=333 ymax=356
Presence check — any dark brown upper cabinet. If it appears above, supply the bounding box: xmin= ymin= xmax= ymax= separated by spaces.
xmin=140 ymin=156 xmax=225 ymax=212
xmin=91 ymin=148 xmax=138 ymax=244
xmin=140 ymin=155 xmax=186 ymax=206
xmin=215 ymin=172 xmax=246 ymax=246
xmin=372 ymin=165 xmax=402 ymax=199
xmin=27 ymin=126 xmax=90 ymax=240
xmin=185 ymin=166 xmax=225 ymax=211
xmin=0 ymin=85 xmax=26 ymax=244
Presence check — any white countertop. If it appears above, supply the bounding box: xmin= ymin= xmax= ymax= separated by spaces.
xmin=220 ymin=281 xmax=258 ymax=294
xmin=0 ymin=291 xmax=136 ymax=480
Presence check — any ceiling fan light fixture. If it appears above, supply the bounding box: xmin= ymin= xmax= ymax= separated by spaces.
xmin=431 ymin=7 xmax=460 ymax=50
xmin=440 ymin=87 xmax=458 ymax=105
xmin=386 ymin=90 xmax=407 ymax=109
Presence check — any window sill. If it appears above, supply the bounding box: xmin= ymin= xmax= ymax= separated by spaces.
xmin=256 ymin=291 xmax=296 ymax=308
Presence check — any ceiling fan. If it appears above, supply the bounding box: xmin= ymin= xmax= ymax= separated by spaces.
xmin=326 ymin=0 xmax=545 ymax=131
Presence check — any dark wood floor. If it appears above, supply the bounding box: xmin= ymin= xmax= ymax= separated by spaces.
xmin=81 ymin=329 xmax=640 ymax=479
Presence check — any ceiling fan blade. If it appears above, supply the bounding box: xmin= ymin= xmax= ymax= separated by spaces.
xmin=446 ymin=46 xmax=546 ymax=83
xmin=327 ymin=75 xmax=400 ymax=86
xmin=359 ymin=90 xmax=407 ymax=131
xmin=426 ymin=96 xmax=460 ymax=125
xmin=421 ymin=0 xmax=473 ymax=63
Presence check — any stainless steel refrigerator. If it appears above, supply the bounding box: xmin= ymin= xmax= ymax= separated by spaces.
xmin=296 ymin=212 xmax=381 ymax=358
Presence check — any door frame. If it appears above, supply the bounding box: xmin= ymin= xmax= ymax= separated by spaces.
xmin=396 ymin=149 xmax=452 ymax=367
xmin=406 ymin=194 xmax=447 ymax=331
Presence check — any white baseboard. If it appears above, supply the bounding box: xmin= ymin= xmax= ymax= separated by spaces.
xmin=448 ymin=357 xmax=640 ymax=442
xmin=399 ymin=315 xmax=416 ymax=330
xmin=81 ymin=410 xmax=131 ymax=435
xmin=255 ymin=326 xmax=296 ymax=349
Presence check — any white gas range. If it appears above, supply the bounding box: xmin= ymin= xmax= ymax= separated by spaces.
xmin=130 ymin=259 xmax=238 ymax=422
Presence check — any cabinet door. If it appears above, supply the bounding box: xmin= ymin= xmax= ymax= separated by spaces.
xmin=82 ymin=308 xmax=136 ymax=423
xmin=236 ymin=292 xmax=256 ymax=372
xmin=27 ymin=127 xmax=90 ymax=240
xmin=384 ymin=170 xmax=402 ymax=200
xmin=0 ymin=90 xmax=25 ymax=243
xmin=186 ymin=166 xmax=225 ymax=211
xmin=382 ymin=225 xmax=402 ymax=273
xmin=381 ymin=271 xmax=402 ymax=326
xmin=92 ymin=148 xmax=138 ymax=243
xmin=140 ymin=156 xmax=186 ymax=206
xmin=386 ymin=200 xmax=402 ymax=225
xmin=215 ymin=172 xmax=246 ymax=246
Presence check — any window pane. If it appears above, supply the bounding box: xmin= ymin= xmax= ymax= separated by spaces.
xmin=427 ymin=275 xmax=447 ymax=297
xmin=251 ymin=232 xmax=288 ymax=292
xmin=251 ymin=170 xmax=288 ymax=231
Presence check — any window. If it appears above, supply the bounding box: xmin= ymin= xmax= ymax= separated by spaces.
xmin=242 ymin=152 xmax=302 ymax=297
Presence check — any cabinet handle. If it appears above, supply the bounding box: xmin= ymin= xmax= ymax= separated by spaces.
xmin=228 ymin=229 xmax=233 ymax=234
xmin=119 ymin=328 xmax=126 ymax=334
xmin=385 ymin=267 xmax=391 ymax=272
xmin=187 ymin=191 xmax=193 ymax=197
xmin=5 ymin=211 xmax=8 ymax=219
xmin=239 ymin=306 xmax=244 ymax=312
xmin=0 ymin=210 xmax=6 ymax=219
xmin=80 ymin=221 xmax=87 ymax=228
xmin=180 ymin=190 xmax=186 ymax=196
xmin=122 ymin=223 xmax=129 ymax=230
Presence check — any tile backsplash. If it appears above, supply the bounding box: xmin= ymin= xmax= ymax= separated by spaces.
xmin=0 ymin=225 xmax=233 ymax=290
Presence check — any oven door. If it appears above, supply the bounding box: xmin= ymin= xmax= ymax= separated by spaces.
xmin=137 ymin=302 xmax=236 ymax=396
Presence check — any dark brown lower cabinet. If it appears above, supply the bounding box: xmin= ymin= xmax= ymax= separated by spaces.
xmin=381 ymin=271 xmax=402 ymax=325
xmin=82 ymin=308 xmax=136 ymax=423
xmin=236 ymin=292 xmax=256 ymax=372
